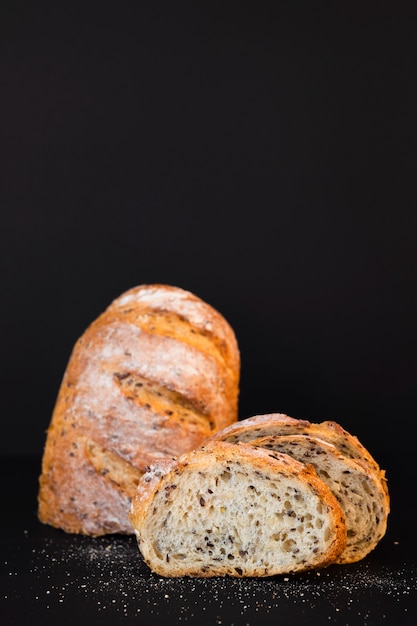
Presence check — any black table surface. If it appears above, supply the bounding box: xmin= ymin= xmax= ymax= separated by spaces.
xmin=1 ymin=457 xmax=416 ymax=626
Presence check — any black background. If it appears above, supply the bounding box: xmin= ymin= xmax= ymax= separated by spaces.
xmin=2 ymin=1 xmax=417 ymax=490
xmin=2 ymin=3 xmax=417 ymax=625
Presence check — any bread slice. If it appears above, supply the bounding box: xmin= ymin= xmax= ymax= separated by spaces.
xmin=38 ymin=284 xmax=240 ymax=535
xmin=209 ymin=414 xmax=366 ymax=464
xmin=247 ymin=434 xmax=388 ymax=564
xmin=207 ymin=413 xmax=389 ymax=498
xmin=205 ymin=413 xmax=390 ymax=563
xmin=129 ymin=440 xmax=347 ymax=577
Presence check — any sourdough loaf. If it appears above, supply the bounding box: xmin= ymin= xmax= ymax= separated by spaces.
xmin=129 ymin=440 xmax=347 ymax=577
xmin=38 ymin=284 xmax=240 ymax=535
xmin=206 ymin=413 xmax=390 ymax=563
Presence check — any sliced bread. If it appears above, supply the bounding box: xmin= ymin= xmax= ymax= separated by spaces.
xmin=207 ymin=413 xmax=389 ymax=498
xmin=247 ymin=434 xmax=388 ymax=563
xmin=205 ymin=413 xmax=390 ymax=563
xmin=129 ymin=440 xmax=347 ymax=577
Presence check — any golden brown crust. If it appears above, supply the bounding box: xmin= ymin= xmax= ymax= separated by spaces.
xmin=38 ymin=284 xmax=240 ymax=535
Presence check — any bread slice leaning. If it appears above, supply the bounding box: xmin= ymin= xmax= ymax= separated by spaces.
xmin=38 ymin=284 xmax=240 ymax=536
xmin=207 ymin=413 xmax=386 ymax=480
xmin=129 ymin=440 xmax=347 ymax=577
xmin=205 ymin=413 xmax=390 ymax=564
xmin=247 ymin=435 xmax=388 ymax=564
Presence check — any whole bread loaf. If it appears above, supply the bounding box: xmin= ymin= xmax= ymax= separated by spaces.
xmin=38 ymin=284 xmax=240 ymax=535
xmin=205 ymin=413 xmax=390 ymax=563
xmin=129 ymin=440 xmax=347 ymax=577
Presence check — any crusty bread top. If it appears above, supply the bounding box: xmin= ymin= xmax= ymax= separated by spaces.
xmin=130 ymin=440 xmax=347 ymax=577
xmin=106 ymin=284 xmax=240 ymax=396
xmin=38 ymin=284 xmax=240 ymax=536
xmin=75 ymin=284 xmax=240 ymax=435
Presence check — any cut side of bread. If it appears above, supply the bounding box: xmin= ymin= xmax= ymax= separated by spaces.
xmin=129 ymin=440 xmax=347 ymax=577
xmin=38 ymin=284 xmax=240 ymax=536
xmin=207 ymin=413 xmax=389 ymax=498
xmin=208 ymin=414 xmax=378 ymax=469
xmin=205 ymin=413 xmax=390 ymax=564
xmin=247 ymin=435 xmax=388 ymax=564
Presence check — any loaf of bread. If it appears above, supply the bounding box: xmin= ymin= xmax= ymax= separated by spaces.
xmin=205 ymin=413 xmax=390 ymax=564
xmin=38 ymin=284 xmax=240 ymax=535
xmin=129 ymin=440 xmax=347 ymax=577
